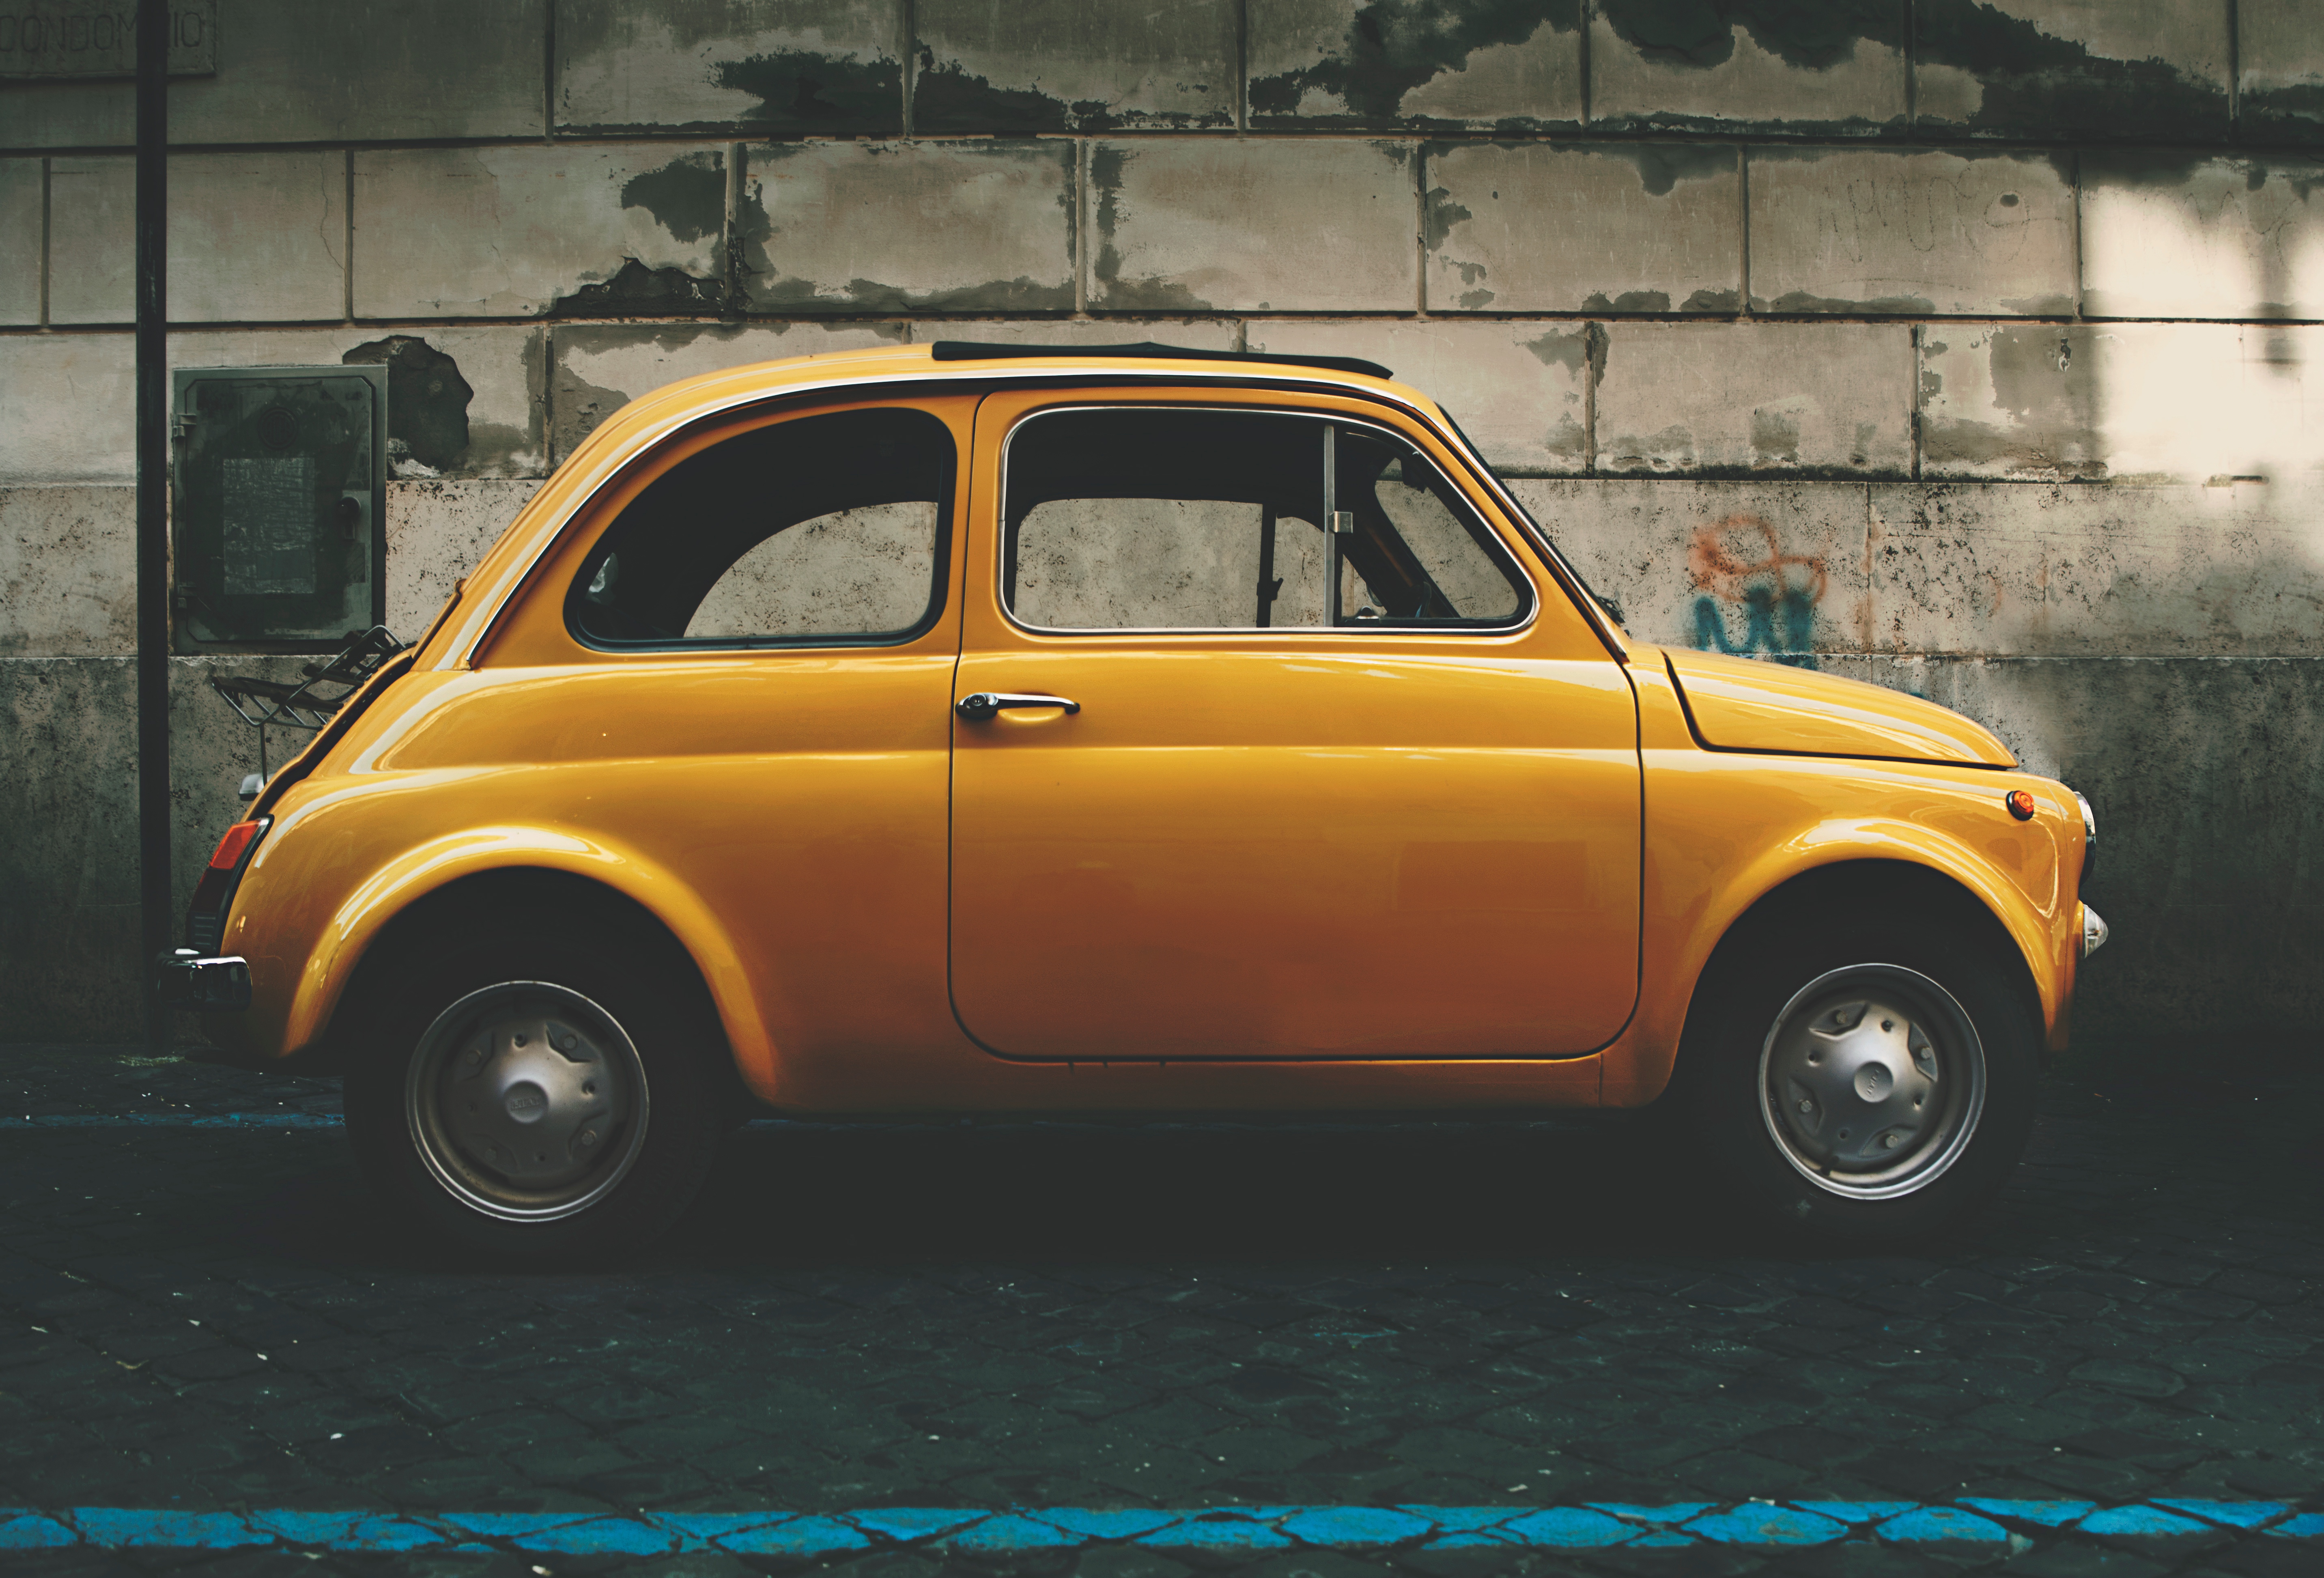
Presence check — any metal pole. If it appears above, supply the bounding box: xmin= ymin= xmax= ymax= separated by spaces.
xmin=136 ymin=0 xmax=171 ymax=1050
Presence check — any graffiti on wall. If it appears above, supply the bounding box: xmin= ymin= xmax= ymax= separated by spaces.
xmin=1686 ymin=514 xmax=1825 ymax=668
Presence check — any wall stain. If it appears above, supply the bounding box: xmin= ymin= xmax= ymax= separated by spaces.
xmin=1422 ymin=183 xmax=1472 ymax=251
xmin=1250 ymin=0 xmax=1581 ymax=127
xmin=1582 ymin=289 xmax=1671 ymax=313
xmin=1426 ymin=145 xmax=1734 ymax=308
xmin=1523 ymin=328 xmax=1588 ymax=374
xmin=1760 ymin=287 xmax=1939 ymax=316
xmin=1589 ymin=2 xmax=2233 ymax=140
xmin=712 ymin=48 xmax=902 ymax=136
xmin=1923 ymin=327 xmax=2107 ymax=481
xmin=1088 ymin=144 xmax=1214 ymax=314
xmin=549 ymin=356 xmax=636 ymax=465
xmin=1749 ymin=407 xmax=1800 ymax=465
xmin=550 ymin=259 xmax=726 ymax=318
xmin=461 ymin=325 xmax=549 ymax=479
xmin=619 ymin=152 xmax=726 ymax=245
xmin=1685 ymin=512 xmax=1824 ymax=666
xmin=1597 ymin=0 xmax=1900 ymax=72
xmin=2242 ymin=83 xmax=2324 ymax=143
xmin=740 ymin=142 xmax=1073 ymax=312
xmin=912 ymin=47 xmax=1230 ymax=134
xmin=340 ymin=336 xmax=471 ymax=477
xmin=914 ymin=52 xmax=1081 ymax=134
xmin=525 ymin=152 xmax=736 ymax=318
xmin=1913 ymin=0 xmax=2228 ymax=140
xmin=1613 ymin=140 xmax=1737 ymax=196
xmin=838 ymin=276 xmax=1077 ymax=313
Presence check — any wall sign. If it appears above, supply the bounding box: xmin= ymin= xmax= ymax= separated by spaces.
xmin=0 ymin=2 xmax=217 ymax=79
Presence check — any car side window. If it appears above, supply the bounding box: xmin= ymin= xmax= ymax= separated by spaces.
xmin=1002 ymin=407 xmax=1529 ymax=632
xmin=569 ymin=406 xmax=952 ymax=648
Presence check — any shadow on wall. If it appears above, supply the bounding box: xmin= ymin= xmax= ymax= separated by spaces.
xmin=1684 ymin=513 xmax=1825 ymax=668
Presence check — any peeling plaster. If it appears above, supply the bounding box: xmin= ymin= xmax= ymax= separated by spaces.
xmin=341 ymin=336 xmax=473 ymax=477
xmin=550 ymin=259 xmax=727 ymax=317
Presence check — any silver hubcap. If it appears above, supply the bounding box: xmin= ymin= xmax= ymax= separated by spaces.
xmin=404 ymin=982 xmax=650 ymax=1222
xmin=1758 ymin=964 xmax=1986 ymax=1200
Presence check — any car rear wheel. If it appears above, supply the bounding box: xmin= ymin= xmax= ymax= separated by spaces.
xmin=343 ymin=917 xmax=726 ymax=1264
xmin=1678 ymin=921 xmax=2038 ymax=1240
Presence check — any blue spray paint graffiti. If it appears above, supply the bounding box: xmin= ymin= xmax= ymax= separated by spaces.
xmin=1686 ymin=515 xmax=1824 ymax=669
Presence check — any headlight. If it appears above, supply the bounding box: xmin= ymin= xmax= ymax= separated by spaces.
xmin=2072 ymin=790 xmax=2096 ymax=883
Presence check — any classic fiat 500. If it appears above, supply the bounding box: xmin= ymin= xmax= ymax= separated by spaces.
xmin=163 ymin=342 xmax=2103 ymax=1259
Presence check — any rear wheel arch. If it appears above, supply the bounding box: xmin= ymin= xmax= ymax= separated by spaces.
xmin=328 ymin=868 xmax=753 ymax=1117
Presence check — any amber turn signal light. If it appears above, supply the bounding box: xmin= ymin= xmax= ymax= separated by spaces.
xmin=2004 ymin=788 xmax=2037 ymax=821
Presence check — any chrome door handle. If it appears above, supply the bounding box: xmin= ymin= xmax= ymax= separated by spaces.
xmin=956 ymin=691 xmax=1081 ymax=722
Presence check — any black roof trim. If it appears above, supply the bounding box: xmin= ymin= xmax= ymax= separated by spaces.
xmin=928 ymin=339 xmax=1392 ymax=381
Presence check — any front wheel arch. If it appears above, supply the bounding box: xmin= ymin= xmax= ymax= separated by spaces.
xmin=1666 ymin=859 xmax=2041 ymax=1105
xmin=1657 ymin=860 xmax=2045 ymax=1238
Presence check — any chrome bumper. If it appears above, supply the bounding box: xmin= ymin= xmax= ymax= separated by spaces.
xmin=2081 ymin=904 xmax=2109 ymax=960
xmin=155 ymin=949 xmax=252 ymax=1011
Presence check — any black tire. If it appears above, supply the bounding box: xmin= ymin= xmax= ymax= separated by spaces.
xmin=342 ymin=908 xmax=727 ymax=1265
xmin=1675 ymin=916 xmax=2039 ymax=1242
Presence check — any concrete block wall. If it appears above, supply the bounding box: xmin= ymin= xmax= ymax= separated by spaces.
xmin=3 ymin=1 xmax=2320 ymax=1044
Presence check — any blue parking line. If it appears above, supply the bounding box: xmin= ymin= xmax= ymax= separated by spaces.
xmin=1 ymin=1501 xmax=2312 ymax=1555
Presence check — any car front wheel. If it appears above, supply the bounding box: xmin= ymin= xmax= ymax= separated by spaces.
xmin=1680 ymin=922 xmax=2039 ymax=1240
xmin=343 ymin=916 xmax=726 ymax=1264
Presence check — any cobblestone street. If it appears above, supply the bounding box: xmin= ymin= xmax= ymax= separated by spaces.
xmin=2 ymin=1044 xmax=2320 ymax=1576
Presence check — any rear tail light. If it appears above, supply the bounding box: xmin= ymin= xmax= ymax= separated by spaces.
xmin=186 ymin=816 xmax=271 ymax=954
xmin=207 ymin=820 xmax=263 ymax=871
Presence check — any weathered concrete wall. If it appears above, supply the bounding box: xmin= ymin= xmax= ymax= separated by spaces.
xmin=4 ymin=0 xmax=2320 ymax=1044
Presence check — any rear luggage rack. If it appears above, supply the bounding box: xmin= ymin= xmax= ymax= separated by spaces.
xmin=209 ymin=625 xmax=405 ymax=790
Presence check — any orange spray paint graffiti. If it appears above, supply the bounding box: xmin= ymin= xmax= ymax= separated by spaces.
xmin=1686 ymin=514 xmax=1826 ymax=668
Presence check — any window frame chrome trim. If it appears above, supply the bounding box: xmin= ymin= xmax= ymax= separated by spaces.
xmin=991 ymin=401 xmax=1542 ymax=641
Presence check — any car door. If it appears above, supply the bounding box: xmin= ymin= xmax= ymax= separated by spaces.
xmin=949 ymin=387 xmax=1641 ymax=1061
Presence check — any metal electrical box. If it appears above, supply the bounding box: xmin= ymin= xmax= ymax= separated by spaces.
xmin=172 ymin=365 xmax=387 ymax=650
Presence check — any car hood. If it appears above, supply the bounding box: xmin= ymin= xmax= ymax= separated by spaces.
xmin=1656 ymin=646 xmax=2016 ymax=768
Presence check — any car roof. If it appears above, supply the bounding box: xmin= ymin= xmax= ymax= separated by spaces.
xmin=589 ymin=340 xmax=1420 ymax=445
xmin=926 ymin=339 xmax=1393 ymax=379
xmin=423 ymin=341 xmax=1476 ymax=669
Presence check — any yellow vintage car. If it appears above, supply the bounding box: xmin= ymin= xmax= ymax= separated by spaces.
xmin=163 ymin=342 xmax=2103 ymax=1259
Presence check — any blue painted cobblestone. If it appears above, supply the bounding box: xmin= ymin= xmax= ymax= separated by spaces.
xmin=3 ymin=1497 xmax=2320 ymax=1554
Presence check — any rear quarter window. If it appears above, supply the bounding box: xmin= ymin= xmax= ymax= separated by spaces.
xmin=568 ymin=406 xmax=955 ymax=650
